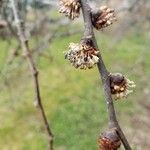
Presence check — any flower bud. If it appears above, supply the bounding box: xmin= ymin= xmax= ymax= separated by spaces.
xmin=98 ymin=129 xmax=121 ymax=150
xmin=59 ymin=0 xmax=81 ymax=20
xmin=92 ymin=6 xmax=116 ymax=30
xmin=110 ymin=73 xmax=136 ymax=99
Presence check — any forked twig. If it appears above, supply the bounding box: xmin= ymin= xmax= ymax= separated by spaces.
xmin=10 ymin=0 xmax=53 ymax=149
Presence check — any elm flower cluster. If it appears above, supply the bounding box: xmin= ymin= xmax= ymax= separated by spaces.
xmin=59 ymin=0 xmax=81 ymax=20
xmin=110 ymin=73 xmax=136 ymax=99
xmin=65 ymin=42 xmax=99 ymax=69
xmin=92 ymin=6 xmax=116 ymax=30
xmin=98 ymin=129 xmax=121 ymax=150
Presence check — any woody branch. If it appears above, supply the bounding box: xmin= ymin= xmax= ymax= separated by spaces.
xmin=10 ymin=0 xmax=53 ymax=150
xmin=80 ymin=0 xmax=131 ymax=149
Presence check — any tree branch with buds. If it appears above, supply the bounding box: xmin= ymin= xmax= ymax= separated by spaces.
xmin=81 ymin=1 xmax=134 ymax=150
xmin=60 ymin=0 xmax=136 ymax=149
xmin=80 ymin=1 xmax=132 ymax=149
xmin=10 ymin=0 xmax=53 ymax=150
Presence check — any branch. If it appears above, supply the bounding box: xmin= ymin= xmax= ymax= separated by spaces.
xmin=10 ymin=0 xmax=54 ymax=150
xmin=80 ymin=0 xmax=131 ymax=149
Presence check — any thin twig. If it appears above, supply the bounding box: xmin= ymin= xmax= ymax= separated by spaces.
xmin=80 ymin=0 xmax=131 ymax=149
xmin=10 ymin=0 xmax=53 ymax=150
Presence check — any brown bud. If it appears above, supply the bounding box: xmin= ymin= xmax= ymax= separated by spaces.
xmin=92 ymin=6 xmax=116 ymax=30
xmin=98 ymin=129 xmax=121 ymax=150
xmin=59 ymin=0 xmax=81 ymax=20
xmin=110 ymin=73 xmax=136 ymax=99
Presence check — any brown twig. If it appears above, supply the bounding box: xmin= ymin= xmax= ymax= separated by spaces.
xmin=10 ymin=0 xmax=53 ymax=150
xmin=80 ymin=0 xmax=131 ymax=149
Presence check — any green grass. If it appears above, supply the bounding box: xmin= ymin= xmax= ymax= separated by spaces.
xmin=0 ymin=31 xmax=149 ymax=150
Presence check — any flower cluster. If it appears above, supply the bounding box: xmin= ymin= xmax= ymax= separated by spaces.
xmin=65 ymin=40 xmax=99 ymax=69
xmin=59 ymin=0 xmax=81 ymax=20
xmin=92 ymin=6 xmax=116 ymax=30
xmin=110 ymin=73 xmax=136 ymax=99
xmin=98 ymin=129 xmax=121 ymax=150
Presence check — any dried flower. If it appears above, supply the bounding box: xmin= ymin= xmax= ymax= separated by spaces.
xmin=92 ymin=6 xmax=116 ymax=30
xmin=98 ymin=129 xmax=121 ymax=150
xmin=59 ymin=0 xmax=81 ymax=20
xmin=110 ymin=73 xmax=136 ymax=99
xmin=65 ymin=40 xmax=99 ymax=69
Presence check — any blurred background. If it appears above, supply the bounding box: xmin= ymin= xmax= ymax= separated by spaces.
xmin=0 ymin=0 xmax=150 ymax=150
